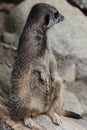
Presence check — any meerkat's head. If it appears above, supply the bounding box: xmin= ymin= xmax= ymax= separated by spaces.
xmin=27 ymin=3 xmax=64 ymax=31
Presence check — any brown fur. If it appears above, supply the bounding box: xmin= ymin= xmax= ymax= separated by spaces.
xmin=9 ymin=3 xmax=81 ymax=128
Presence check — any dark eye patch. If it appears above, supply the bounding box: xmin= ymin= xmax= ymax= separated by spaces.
xmin=54 ymin=11 xmax=59 ymax=19
xmin=44 ymin=14 xmax=50 ymax=25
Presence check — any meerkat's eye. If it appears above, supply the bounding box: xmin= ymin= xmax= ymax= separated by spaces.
xmin=54 ymin=11 xmax=59 ymax=19
xmin=44 ymin=14 xmax=50 ymax=25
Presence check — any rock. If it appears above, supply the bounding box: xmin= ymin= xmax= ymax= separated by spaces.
xmin=0 ymin=2 xmax=16 ymax=14
xmin=2 ymin=32 xmax=18 ymax=46
xmin=32 ymin=116 xmax=87 ymax=130
xmin=0 ymin=43 xmax=16 ymax=94
xmin=64 ymin=90 xmax=84 ymax=115
xmin=0 ymin=12 xmax=6 ymax=37
xmin=0 ymin=63 xmax=11 ymax=92
xmin=54 ymin=53 xmax=76 ymax=82
xmin=67 ymin=0 xmax=87 ymax=9
xmin=5 ymin=0 xmax=34 ymax=34
xmin=0 ymin=118 xmax=12 ymax=130
xmin=61 ymin=61 xmax=76 ymax=82
xmin=5 ymin=115 xmax=87 ymax=130
xmin=48 ymin=2 xmax=87 ymax=60
xmin=60 ymin=61 xmax=76 ymax=82
xmin=5 ymin=0 xmax=87 ymax=60
xmin=0 ymin=43 xmax=16 ymax=65
xmin=66 ymin=80 xmax=87 ymax=114
xmin=76 ymin=59 xmax=87 ymax=80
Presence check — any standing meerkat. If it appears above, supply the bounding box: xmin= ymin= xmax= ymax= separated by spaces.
xmin=10 ymin=3 xmax=81 ymax=128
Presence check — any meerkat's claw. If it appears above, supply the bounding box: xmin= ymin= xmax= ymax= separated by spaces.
xmin=49 ymin=112 xmax=62 ymax=125
xmin=24 ymin=117 xmax=34 ymax=128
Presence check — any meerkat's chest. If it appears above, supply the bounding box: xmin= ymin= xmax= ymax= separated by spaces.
xmin=40 ymin=48 xmax=53 ymax=66
xmin=30 ymin=48 xmax=58 ymax=104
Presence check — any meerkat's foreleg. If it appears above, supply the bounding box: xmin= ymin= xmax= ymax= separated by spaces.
xmin=47 ymin=77 xmax=64 ymax=125
xmin=24 ymin=117 xmax=34 ymax=128
xmin=48 ymin=109 xmax=62 ymax=125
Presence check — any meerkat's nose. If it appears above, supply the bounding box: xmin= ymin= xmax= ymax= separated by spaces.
xmin=57 ymin=13 xmax=64 ymax=23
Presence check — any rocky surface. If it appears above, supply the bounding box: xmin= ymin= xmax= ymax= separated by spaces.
xmin=67 ymin=80 xmax=87 ymax=114
xmin=0 ymin=12 xmax=6 ymax=36
xmin=5 ymin=115 xmax=87 ymax=130
xmin=64 ymin=90 xmax=83 ymax=115
xmin=0 ymin=0 xmax=87 ymax=129
xmin=2 ymin=32 xmax=18 ymax=46
xmin=54 ymin=54 xmax=76 ymax=82
xmin=76 ymin=59 xmax=87 ymax=80
xmin=67 ymin=0 xmax=87 ymax=9
xmin=66 ymin=0 xmax=87 ymax=15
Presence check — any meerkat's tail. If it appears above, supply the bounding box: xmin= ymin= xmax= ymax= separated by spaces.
xmin=61 ymin=110 xmax=82 ymax=119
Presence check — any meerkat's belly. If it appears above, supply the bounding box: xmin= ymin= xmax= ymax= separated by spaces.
xmin=27 ymin=51 xmax=59 ymax=114
xmin=30 ymin=84 xmax=60 ymax=113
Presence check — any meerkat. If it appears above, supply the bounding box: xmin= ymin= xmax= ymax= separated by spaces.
xmin=9 ymin=3 xmax=82 ymax=128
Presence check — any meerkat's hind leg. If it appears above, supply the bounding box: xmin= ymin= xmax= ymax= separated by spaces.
xmin=24 ymin=117 xmax=34 ymax=128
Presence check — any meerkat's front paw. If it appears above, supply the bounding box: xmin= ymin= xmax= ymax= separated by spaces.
xmin=49 ymin=112 xmax=62 ymax=125
xmin=24 ymin=117 xmax=34 ymax=128
xmin=52 ymin=113 xmax=62 ymax=125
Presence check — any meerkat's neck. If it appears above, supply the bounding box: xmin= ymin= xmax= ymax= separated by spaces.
xmin=17 ymin=23 xmax=48 ymax=64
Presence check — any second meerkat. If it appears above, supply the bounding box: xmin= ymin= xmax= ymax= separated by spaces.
xmin=10 ymin=3 xmax=81 ymax=128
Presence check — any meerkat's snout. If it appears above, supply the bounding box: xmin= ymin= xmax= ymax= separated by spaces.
xmin=56 ymin=13 xmax=64 ymax=23
xmin=45 ymin=10 xmax=64 ymax=29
